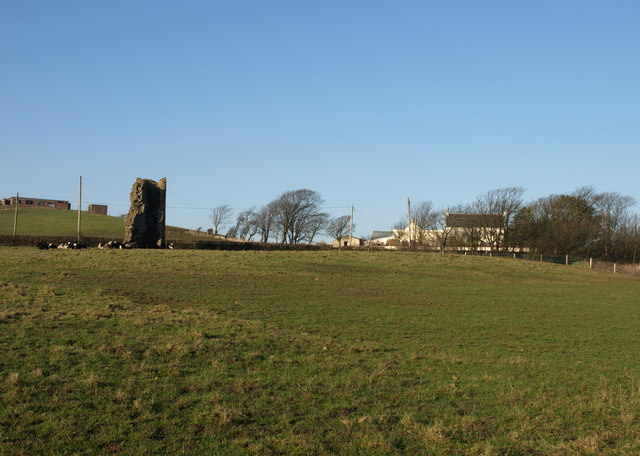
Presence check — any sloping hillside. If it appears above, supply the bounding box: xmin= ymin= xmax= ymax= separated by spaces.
xmin=0 ymin=207 xmax=190 ymax=239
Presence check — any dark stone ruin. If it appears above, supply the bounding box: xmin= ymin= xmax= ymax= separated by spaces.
xmin=124 ymin=177 xmax=166 ymax=248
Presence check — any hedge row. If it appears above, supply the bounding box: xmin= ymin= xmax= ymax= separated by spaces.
xmin=176 ymin=240 xmax=325 ymax=251
xmin=0 ymin=235 xmax=121 ymax=248
xmin=0 ymin=235 xmax=327 ymax=251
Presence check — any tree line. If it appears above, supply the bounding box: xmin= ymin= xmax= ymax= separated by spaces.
xmin=210 ymin=186 xmax=639 ymax=262
xmin=402 ymin=187 xmax=639 ymax=262
xmin=209 ymin=189 xmax=354 ymax=247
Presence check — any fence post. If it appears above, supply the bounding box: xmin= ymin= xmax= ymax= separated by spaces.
xmin=590 ymin=258 xmax=593 ymax=269
xmin=614 ymin=263 xmax=617 ymax=273
xmin=540 ymin=254 xmax=543 ymax=262
xmin=566 ymin=255 xmax=569 ymax=266
xmin=513 ymin=253 xmax=516 ymax=259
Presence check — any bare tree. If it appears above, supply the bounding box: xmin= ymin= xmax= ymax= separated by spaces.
xmin=622 ymin=214 xmax=640 ymax=263
xmin=326 ymin=215 xmax=352 ymax=248
xmin=271 ymin=189 xmax=327 ymax=244
xmin=299 ymin=212 xmax=328 ymax=245
xmin=593 ymin=191 xmax=636 ymax=259
xmin=432 ymin=210 xmax=452 ymax=252
xmin=253 ymin=203 xmax=276 ymax=243
xmin=445 ymin=204 xmax=482 ymax=252
xmin=411 ymin=201 xmax=440 ymax=248
xmin=573 ymin=185 xmax=597 ymax=203
xmin=231 ymin=207 xmax=258 ymax=241
xmin=473 ymin=187 xmax=525 ymax=252
xmin=210 ymin=204 xmax=233 ymax=236
xmin=392 ymin=220 xmax=409 ymax=243
xmin=225 ymin=225 xmax=238 ymax=239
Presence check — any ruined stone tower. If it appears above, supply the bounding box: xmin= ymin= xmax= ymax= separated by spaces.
xmin=124 ymin=177 xmax=166 ymax=248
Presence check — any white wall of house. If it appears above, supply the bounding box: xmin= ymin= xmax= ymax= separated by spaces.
xmin=394 ymin=223 xmax=442 ymax=246
xmin=371 ymin=235 xmax=394 ymax=245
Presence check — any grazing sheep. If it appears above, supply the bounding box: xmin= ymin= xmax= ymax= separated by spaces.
xmin=98 ymin=241 xmax=133 ymax=249
xmin=56 ymin=241 xmax=87 ymax=250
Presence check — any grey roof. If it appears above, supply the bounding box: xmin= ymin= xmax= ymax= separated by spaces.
xmin=371 ymin=230 xmax=393 ymax=240
xmin=446 ymin=213 xmax=501 ymax=228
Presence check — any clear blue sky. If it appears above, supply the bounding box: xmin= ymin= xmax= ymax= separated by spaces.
xmin=2 ymin=1 xmax=639 ymax=238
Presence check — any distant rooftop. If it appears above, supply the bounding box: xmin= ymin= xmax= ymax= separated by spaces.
xmin=446 ymin=213 xmax=501 ymax=228
xmin=371 ymin=230 xmax=393 ymax=240
xmin=3 ymin=196 xmax=69 ymax=203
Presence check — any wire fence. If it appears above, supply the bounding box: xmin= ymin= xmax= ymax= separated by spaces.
xmin=346 ymin=243 xmax=639 ymax=276
xmin=391 ymin=247 xmax=639 ymax=276
xmin=491 ymin=251 xmax=638 ymax=275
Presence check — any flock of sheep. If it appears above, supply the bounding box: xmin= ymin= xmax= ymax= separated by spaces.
xmin=36 ymin=241 xmax=89 ymax=250
xmin=36 ymin=240 xmax=174 ymax=250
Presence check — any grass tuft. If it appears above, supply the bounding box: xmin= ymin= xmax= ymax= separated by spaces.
xmin=5 ymin=372 xmax=19 ymax=386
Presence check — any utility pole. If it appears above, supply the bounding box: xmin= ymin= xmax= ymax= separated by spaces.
xmin=349 ymin=203 xmax=354 ymax=245
xmin=77 ymin=176 xmax=82 ymax=242
xmin=13 ymin=192 xmax=19 ymax=237
xmin=407 ymin=197 xmax=411 ymax=246
xmin=634 ymin=214 xmax=639 ymax=264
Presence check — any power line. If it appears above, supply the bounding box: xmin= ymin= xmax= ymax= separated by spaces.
xmin=354 ymin=208 xmax=389 ymax=229
xmin=64 ymin=200 xmax=354 ymax=212
xmin=321 ymin=205 xmax=352 ymax=210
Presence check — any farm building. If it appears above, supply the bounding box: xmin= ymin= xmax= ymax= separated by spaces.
xmin=88 ymin=204 xmax=108 ymax=215
xmin=333 ymin=235 xmax=364 ymax=248
xmin=393 ymin=222 xmax=441 ymax=244
xmin=2 ymin=196 xmax=70 ymax=210
xmin=370 ymin=209 xmax=505 ymax=252
xmin=445 ymin=211 xmax=501 ymax=231
xmin=370 ymin=231 xmax=394 ymax=245
xmin=445 ymin=209 xmax=503 ymax=252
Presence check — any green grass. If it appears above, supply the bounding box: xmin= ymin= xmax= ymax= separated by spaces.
xmin=0 ymin=207 xmax=191 ymax=240
xmin=1 ymin=248 xmax=639 ymax=454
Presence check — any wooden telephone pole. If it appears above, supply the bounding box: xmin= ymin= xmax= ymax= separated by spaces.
xmin=349 ymin=203 xmax=354 ymax=243
xmin=77 ymin=176 xmax=82 ymax=242
xmin=407 ymin=197 xmax=411 ymax=245
xmin=13 ymin=192 xmax=19 ymax=237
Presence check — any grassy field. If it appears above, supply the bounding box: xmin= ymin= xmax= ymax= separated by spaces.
xmin=1 ymin=248 xmax=639 ymax=454
xmin=0 ymin=207 xmax=193 ymax=241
